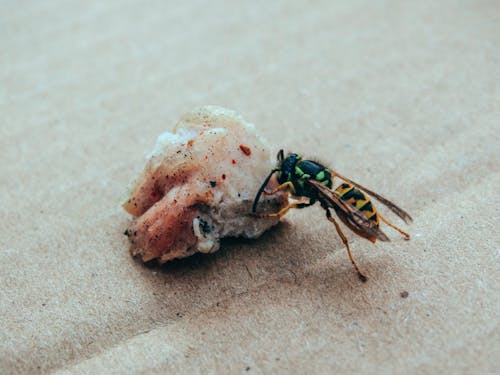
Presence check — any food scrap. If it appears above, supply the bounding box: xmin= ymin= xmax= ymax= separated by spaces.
xmin=239 ymin=144 xmax=252 ymax=156
xmin=123 ymin=106 xmax=288 ymax=263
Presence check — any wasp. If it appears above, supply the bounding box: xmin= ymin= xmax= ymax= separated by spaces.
xmin=252 ymin=150 xmax=413 ymax=282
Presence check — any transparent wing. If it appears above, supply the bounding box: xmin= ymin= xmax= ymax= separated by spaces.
xmin=308 ymin=179 xmax=390 ymax=242
xmin=329 ymin=170 xmax=413 ymax=224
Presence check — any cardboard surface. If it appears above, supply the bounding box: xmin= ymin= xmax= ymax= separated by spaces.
xmin=1 ymin=1 xmax=498 ymax=374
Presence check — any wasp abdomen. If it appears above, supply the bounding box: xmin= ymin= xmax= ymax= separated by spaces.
xmin=335 ymin=183 xmax=379 ymax=226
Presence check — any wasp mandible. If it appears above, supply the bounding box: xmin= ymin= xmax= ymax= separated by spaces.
xmin=252 ymin=150 xmax=413 ymax=282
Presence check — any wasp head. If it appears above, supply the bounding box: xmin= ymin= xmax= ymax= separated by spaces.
xmin=276 ymin=150 xmax=300 ymax=184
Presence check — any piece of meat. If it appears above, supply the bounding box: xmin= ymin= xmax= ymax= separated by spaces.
xmin=123 ymin=106 xmax=288 ymax=263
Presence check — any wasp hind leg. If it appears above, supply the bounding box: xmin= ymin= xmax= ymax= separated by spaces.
xmin=378 ymin=213 xmax=410 ymax=240
xmin=254 ymin=201 xmax=314 ymax=218
xmin=324 ymin=208 xmax=368 ymax=282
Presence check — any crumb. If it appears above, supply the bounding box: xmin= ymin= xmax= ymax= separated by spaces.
xmin=400 ymin=291 xmax=409 ymax=298
xmin=239 ymin=144 xmax=252 ymax=156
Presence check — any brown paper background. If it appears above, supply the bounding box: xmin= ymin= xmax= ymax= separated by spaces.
xmin=1 ymin=1 xmax=499 ymax=374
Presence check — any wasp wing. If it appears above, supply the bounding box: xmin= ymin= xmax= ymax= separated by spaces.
xmin=329 ymin=170 xmax=413 ymax=224
xmin=308 ymin=179 xmax=390 ymax=242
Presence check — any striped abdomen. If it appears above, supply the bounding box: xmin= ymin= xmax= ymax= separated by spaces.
xmin=335 ymin=183 xmax=379 ymax=227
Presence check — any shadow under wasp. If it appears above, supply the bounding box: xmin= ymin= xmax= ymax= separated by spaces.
xmin=252 ymin=150 xmax=413 ymax=282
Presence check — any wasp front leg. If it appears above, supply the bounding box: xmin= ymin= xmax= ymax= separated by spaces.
xmin=262 ymin=181 xmax=296 ymax=196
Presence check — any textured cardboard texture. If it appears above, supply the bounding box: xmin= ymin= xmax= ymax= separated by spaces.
xmin=1 ymin=1 xmax=499 ymax=374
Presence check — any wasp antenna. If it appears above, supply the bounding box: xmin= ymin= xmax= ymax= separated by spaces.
xmin=277 ymin=149 xmax=284 ymax=162
xmin=252 ymin=169 xmax=280 ymax=213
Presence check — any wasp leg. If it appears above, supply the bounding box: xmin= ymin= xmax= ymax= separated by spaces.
xmin=254 ymin=201 xmax=314 ymax=218
xmin=378 ymin=213 xmax=410 ymax=240
xmin=325 ymin=208 xmax=368 ymax=282
xmin=262 ymin=181 xmax=296 ymax=196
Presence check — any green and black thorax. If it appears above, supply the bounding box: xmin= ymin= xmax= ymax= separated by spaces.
xmin=277 ymin=151 xmax=332 ymax=198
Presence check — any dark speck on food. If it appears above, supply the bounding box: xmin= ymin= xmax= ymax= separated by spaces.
xmin=199 ymin=218 xmax=212 ymax=233
xmin=400 ymin=291 xmax=409 ymax=298
xmin=210 ymin=181 xmax=217 ymax=187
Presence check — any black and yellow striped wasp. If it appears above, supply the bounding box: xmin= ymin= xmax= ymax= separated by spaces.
xmin=252 ymin=150 xmax=413 ymax=282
